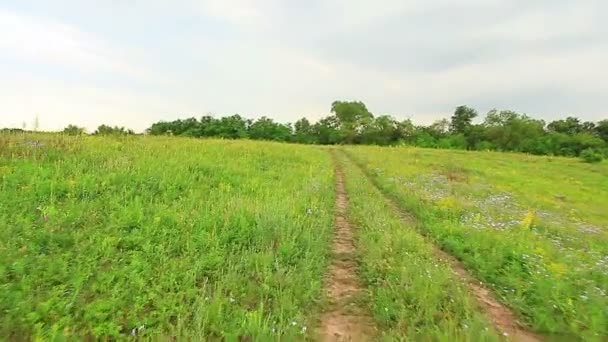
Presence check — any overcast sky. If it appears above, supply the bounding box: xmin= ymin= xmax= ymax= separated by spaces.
xmin=1 ymin=0 xmax=607 ymax=132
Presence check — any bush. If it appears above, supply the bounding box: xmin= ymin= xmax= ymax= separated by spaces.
xmin=580 ymin=149 xmax=604 ymax=163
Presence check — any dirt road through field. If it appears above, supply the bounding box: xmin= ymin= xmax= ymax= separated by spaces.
xmin=343 ymin=150 xmax=541 ymax=342
xmin=317 ymin=154 xmax=375 ymax=341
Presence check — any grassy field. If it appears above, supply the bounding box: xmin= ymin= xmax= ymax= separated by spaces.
xmin=336 ymin=153 xmax=499 ymax=341
xmin=343 ymin=146 xmax=608 ymax=340
xmin=1 ymin=134 xmax=606 ymax=340
xmin=0 ymin=134 xmax=335 ymax=339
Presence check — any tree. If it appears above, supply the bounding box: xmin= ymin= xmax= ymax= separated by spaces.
xmin=483 ymin=110 xmax=545 ymax=152
xmin=215 ymin=114 xmax=248 ymax=139
xmin=358 ymin=115 xmax=407 ymax=145
xmin=63 ymin=125 xmax=86 ymax=136
xmin=94 ymin=124 xmax=134 ymax=135
xmin=293 ymin=117 xmax=317 ymax=144
xmin=450 ymin=105 xmax=477 ymax=134
xmin=596 ymin=120 xmax=608 ymax=142
xmin=428 ymin=119 xmax=450 ymax=138
xmin=547 ymin=116 xmax=591 ymax=135
xmin=331 ymin=100 xmax=373 ymax=143
xmin=312 ymin=115 xmax=343 ymax=145
xmin=248 ymin=117 xmax=292 ymax=141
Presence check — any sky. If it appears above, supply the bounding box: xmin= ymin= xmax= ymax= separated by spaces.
xmin=0 ymin=0 xmax=607 ymax=132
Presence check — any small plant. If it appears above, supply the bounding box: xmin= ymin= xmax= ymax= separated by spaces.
xmin=520 ymin=209 xmax=536 ymax=229
xmin=580 ymin=148 xmax=603 ymax=163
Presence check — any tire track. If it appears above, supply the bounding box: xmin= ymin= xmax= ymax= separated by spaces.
xmin=342 ymin=150 xmax=541 ymax=342
xmin=317 ymin=152 xmax=375 ymax=341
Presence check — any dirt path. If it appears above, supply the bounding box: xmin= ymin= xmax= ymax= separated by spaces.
xmin=317 ymin=156 xmax=375 ymax=341
xmin=343 ymin=151 xmax=541 ymax=342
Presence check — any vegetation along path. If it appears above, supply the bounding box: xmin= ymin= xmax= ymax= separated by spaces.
xmin=317 ymin=152 xmax=376 ymax=341
xmin=342 ymin=150 xmax=541 ymax=342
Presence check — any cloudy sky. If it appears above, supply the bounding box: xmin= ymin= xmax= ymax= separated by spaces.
xmin=1 ymin=0 xmax=607 ymax=132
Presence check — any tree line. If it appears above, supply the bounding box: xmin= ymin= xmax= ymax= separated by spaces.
xmin=145 ymin=101 xmax=607 ymax=162
xmin=5 ymin=100 xmax=605 ymax=162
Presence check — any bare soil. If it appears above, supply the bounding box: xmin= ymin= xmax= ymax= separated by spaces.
xmin=317 ymin=162 xmax=375 ymax=342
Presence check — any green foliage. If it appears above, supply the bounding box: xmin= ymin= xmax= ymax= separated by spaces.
xmin=62 ymin=125 xmax=86 ymax=136
xmin=547 ymin=116 xmax=595 ymax=135
xmin=580 ymin=148 xmax=604 ymax=163
xmin=293 ymin=117 xmax=316 ymax=144
xmin=94 ymin=124 xmax=134 ymax=135
xmin=248 ymin=117 xmax=292 ymax=141
xmin=330 ymin=100 xmax=374 ymax=143
xmin=141 ymin=101 xmax=608 ymax=159
xmin=595 ymin=120 xmax=608 ymax=142
xmin=450 ymin=105 xmax=478 ymax=134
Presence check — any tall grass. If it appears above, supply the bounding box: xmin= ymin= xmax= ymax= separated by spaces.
xmin=0 ymin=134 xmax=335 ymax=339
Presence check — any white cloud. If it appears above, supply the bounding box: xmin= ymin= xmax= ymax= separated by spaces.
xmin=0 ymin=8 xmax=164 ymax=83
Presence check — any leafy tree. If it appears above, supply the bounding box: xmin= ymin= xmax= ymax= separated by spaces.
xmin=147 ymin=121 xmax=173 ymax=135
xmin=450 ymin=105 xmax=477 ymax=134
xmin=331 ymin=101 xmax=373 ymax=143
xmin=293 ymin=117 xmax=317 ymax=144
xmin=396 ymin=119 xmax=416 ymax=143
xmin=215 ymin=115 xmax=248 ymax=139
xmin=547 ymin=117 xmax=594 ymax=135
xmin=312 ymin=115 xmax=343 ymax=145
xmin=94 ymin=124 xmax=134 ymax=135
xmin=483 ymin=110 xmax=545 ymax=151
xmin=358 ymin=115 xmax=394 ymax=145
xmin=63 ymin=125 xmax=86 ymax=136
xmin=248 ymin=117 xmax=292 ymax=141
xmin=413 ymin=130 xmax=438 ymax=148
xmin=427 ymin=119 xmax=450 ymax=138
xmin=596 ymin=120 xmax=608 ymax=142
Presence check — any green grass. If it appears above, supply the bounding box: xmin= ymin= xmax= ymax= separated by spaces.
xmin=2 ymin=133 xmax=607 ymax=340
xmin=336 ymin=151 xmax=498 ymax=341
xmin=343 ymin=145 xmax=608 ymax=340
xmin=0 ymin=134 xmax=335 ymax=339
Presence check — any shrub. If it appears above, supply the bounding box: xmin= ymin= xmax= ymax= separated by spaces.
xmin=580 ymin=148 xmax=603 ymax=163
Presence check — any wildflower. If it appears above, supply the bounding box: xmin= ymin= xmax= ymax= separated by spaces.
xmin=301 ymin=326 xmax=307 ymax=334
xmin=291 ymin=321 xmax=297 ymax=326
xmin=229 ymin=297 xmax=235 ymax=303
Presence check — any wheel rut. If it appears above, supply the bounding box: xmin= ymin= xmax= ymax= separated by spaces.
xmin=317 ymin=154 xmax=375 ymax=342
xmin=342 ymin=150 xmax=542 ymax=342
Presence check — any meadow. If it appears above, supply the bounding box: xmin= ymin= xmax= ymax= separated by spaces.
xmin=343 ymin=146 xmax=608 ymax=340
xmin=0 ymin=133 xmax=606 ymax=340
xmin=0 ymin=134 xmax=335 ymax=339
